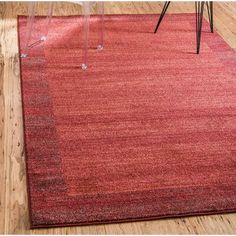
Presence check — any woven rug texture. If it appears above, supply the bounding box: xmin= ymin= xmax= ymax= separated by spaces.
xmin=18 ymin=14 xmax=236 ymax=228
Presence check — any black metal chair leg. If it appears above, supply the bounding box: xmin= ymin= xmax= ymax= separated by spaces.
xmin=154 ymin=1 xmax=213 ymax=54
xmin=196 ymin=1 xmax=205 ymax=54
xmin=206 ymin=1 xmax=214 ymax=33
xmin=154 ymin=1 xmax=171 ymax=33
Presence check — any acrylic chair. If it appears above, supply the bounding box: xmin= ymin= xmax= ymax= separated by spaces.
xmin=21 ymin=1 xmax=104 ymax=70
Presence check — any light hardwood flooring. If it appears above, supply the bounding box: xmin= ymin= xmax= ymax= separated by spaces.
xmin=0 ymin=1 xmax=236 ymax=234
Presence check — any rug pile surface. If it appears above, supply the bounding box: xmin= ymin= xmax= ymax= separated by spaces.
xmin=18 ymin=14 xmax=236 ymax=228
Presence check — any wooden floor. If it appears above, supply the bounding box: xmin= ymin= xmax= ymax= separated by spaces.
xmin=0 ymin=1 xmax=236 ymax=234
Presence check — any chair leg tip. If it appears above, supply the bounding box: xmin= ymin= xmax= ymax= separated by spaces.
xmin=81 ymin=64 xmax=88 ymax=70
xmin=40 ymin=36 xmax=47 ymax=41
xmin=97 ymin=45 xmax=104 ymax=51
xmin=21 ymin=53 xmax=28 ymax=58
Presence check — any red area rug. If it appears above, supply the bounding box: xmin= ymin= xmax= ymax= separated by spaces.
xmin=18 ymin=14 xmax=236 ymax=228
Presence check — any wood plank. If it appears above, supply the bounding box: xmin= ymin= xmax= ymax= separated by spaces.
xmin=0 ymin=3 xmax=6 ymax=233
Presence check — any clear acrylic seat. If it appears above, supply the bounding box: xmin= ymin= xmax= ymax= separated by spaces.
xmin=21 ymin=1 xmax=104 ymax=70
